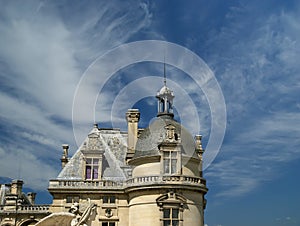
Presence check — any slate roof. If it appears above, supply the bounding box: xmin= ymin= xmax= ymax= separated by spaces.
xmin=57 ymin=115 xmax=199 ymax=181
xmin=57 ymin=127 xmax=128 ymax=181
xmin=134 ymin=115 xmax=198 ymax=159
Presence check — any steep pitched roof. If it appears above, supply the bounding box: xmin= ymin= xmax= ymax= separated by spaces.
xmin=57 ymin=127 xmax=129 ymax=181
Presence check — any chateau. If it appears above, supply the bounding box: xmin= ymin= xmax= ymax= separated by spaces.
xmin=0 ymin=81 xmax=208 ymax=226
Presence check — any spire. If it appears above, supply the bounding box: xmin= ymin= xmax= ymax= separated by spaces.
xmin=156 ymin=62 xmax=175 ymax=118
xmin=163 ymin=56 xmax=166 ymax=86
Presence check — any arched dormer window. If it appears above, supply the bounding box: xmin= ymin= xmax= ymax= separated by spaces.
xmin=156 ymin=191 xmax=187 ymax=226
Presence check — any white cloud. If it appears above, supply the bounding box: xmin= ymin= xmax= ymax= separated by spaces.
xmin=207 ymin=111 xmax=300 ymax=198
xmin=204 ymin=2 xmax=300 ymax=198
xmin=0 ymin=0 xmax=152 ymax=191
xmin=0 ymin=145 xmax=57 ymax=190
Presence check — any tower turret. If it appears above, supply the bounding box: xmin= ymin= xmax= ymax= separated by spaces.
xmin=156 ymin=64 xmax=175 ymax=117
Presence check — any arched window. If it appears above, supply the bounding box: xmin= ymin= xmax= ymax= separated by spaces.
xmin=156 ymin=191 xmax=187 ymax=226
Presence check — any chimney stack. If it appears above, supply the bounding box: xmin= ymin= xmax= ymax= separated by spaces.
xmin=11 ymin=180 xmax=23 ymax=197
xmin=126 ymin=109 xmax=140 ymax=161
xmin=61 ymin=144 xmax=69 ymax=169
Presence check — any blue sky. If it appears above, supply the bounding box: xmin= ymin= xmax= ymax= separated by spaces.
xmin=0 ymin=1 xmax=300 ymax=226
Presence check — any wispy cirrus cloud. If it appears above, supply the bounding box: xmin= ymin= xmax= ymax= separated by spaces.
xmin=204 ymin=1 xmax=300 ymax=198
xmin=0 ymin=0 xmax=152 ymax=191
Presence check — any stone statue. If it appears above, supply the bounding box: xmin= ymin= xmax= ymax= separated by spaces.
xmin=69 ymin=199 xmax=96 ymax=226
xmin=34 ymin=199 xmax=96 ymax=226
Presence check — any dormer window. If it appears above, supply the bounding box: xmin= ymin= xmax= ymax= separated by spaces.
xmin=85 ymin=157 xmax=99 ymax=180
xmin=81 ymin=145 xmax=104 ymax=180
xmin=160 ymin=124 xmax=181 ymax=175
xmin=163 ymin=150 xmax=178 ymax=174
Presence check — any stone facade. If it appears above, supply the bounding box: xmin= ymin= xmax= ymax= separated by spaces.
xmin=0 ymin=180 xmax=50 ymax=226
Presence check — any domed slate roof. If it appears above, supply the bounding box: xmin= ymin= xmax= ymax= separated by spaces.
xmin=134 ymin=115 xmax=198 ymax=159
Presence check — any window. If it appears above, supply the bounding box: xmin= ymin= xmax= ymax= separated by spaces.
xmin=66 ymin=196 xmax=79 ymax=203
xmin=103 ymin=196 xmax=116 ymax=204
xmin=157 ymin=192 xmax=186 ymax=226
xmin=85 ymin=158 xmax=99 ymax=180
xmin=163 ymin=151 xmax=177 ymax=174
xmin=102 ymin=222 xmax=115 ymax=226
xmin=162 ymin=208 xmax=179 ymax=226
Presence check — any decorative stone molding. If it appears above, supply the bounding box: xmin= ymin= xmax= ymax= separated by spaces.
xmin=126 ymin=109 xmax=140 ymax=123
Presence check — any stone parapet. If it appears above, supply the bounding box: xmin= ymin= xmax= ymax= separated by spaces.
xmin=49 ymin=175 xmax=206 ymax=191
xmin=0 ymin=205 xmax=50 ymax=213
xmin=49 ymin=180 xmax=124 ymax=190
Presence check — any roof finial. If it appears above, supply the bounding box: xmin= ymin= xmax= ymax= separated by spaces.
xmin=163 ymin=54 xmax=166 ymax=86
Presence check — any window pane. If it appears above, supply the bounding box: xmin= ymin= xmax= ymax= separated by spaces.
xmin=66 ymin=196 xmax=72 ymax=203
xmin=172 ymin=209 xmax=179 ymax=219
xmin=110 ymin=196 xmax=116 ymax=203
xmin=103 ymin=196 xmax=108 ymax=203
xmin=163 ymin=152 xmax=169 ymax=158
xmin=102 ymin=223 xmax=108 ymax=226
xmin=171 ymin=159 xmax=177 ymax=174
xmin=86 ymin=158 xmax=92 ymax=164
xmin=74 ymin=196 xmax=79 ymax=203
xmin=93 ymin=166 xmax=98 ymax=179
xmin=163 ymin=220 xmax=171 ymax=226
xmin=109 ymin=223 xmax=115 ymax=226
xmin=86 ymin=166 xmax=91 ymax=179
xmin=93 ymin=158 xmax=99 ymax=164
xmin=171 ymin=151 xmax=177 ymax=158
xmin=172 ymin=220 xmax=179 ymax=226
xmin=164 ymin=159 xmax=170 ymax=174
xmin=163 ymin=209 xmax=170 ymax=218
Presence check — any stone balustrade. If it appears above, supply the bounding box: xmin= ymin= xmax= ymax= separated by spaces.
xmin=0 ymin=205 xmax=50 ymax=213
xmin=127 ymin=175 xmax=206 ymax=186
xmin=49 ymin=175 xmax=206 ymax=190
xmin=49 ymin=180 xmax=124 ymax=189
xmin=19 ymin=205 xmax=50 ymax=212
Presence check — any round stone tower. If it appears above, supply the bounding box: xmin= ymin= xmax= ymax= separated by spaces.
xmin=127 ymin=82 xmax=208 ymax=226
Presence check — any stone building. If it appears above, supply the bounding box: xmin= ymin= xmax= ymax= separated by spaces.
xmin=0 ymin=180 xmax=50 ymax=226
xmin=0 ymin=82 xmax=208 ymax=226
xmin=47 ymin=82 xmax=208 ymax=226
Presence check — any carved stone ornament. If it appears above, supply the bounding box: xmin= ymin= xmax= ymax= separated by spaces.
xmin=126 ymin=110 xmax=140 ymax=123
xmin=87 ymin=133 xmax=102 ymax=150
xmin=105 ymin=208 xmax=113 ymax=218
xmin=164 ymin=124 xmax=177 ymax=142
xmin=156 ymin=191 xmax=187 ymax=210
